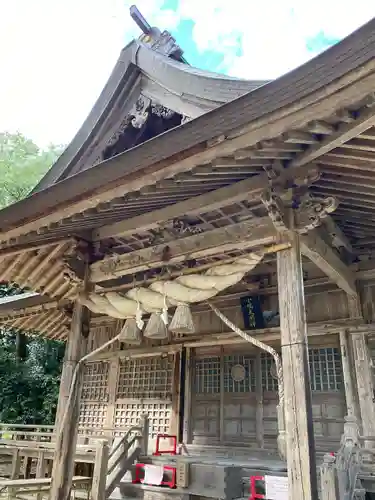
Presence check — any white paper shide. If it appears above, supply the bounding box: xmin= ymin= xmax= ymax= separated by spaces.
xmin=144 ymin=464 xmax=164 ymax=485
xmin=265 ymin=475 xmax=288 ymax=500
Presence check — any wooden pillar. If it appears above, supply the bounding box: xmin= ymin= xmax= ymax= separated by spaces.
xmin=170 ymin=352 xmax=181 ymax=438
xmin=339 ymin=330 xmax=359 ymax=419
xmin=320 ymin=454 xmax=338 ymax=500
xmin=277 ymin=231 xmax=318 ymax=500
xmin=23 ymin=456 xmax=32 ymax=479
xmin=105 ymin=358 xmax=120 ymax=432
xmin=54 ymin=313 xmax=89 ymax=430
xmin=91 ymin=440 xmax=109 ymax=500
xmin=348 ymin=295 xmax=375 ymax=442
xmin=255 ymin=352 xmax=264 ymax=449
xmin=182 ymin=347 xmax=192 ymax=445
xmin=10 ymin=449 xmax=21 ymax=479
xmin=49 ymin=273 xmax=90 ymax=500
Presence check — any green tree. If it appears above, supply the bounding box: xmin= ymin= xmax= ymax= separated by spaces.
xmin=0 ymin=131 xmax=63 ymax=207
xmin=0 ymin=131 xmax=65 ymax=424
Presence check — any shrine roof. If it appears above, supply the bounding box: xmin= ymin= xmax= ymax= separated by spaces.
xmin=33 ymin=38 xmax=268 ymax=192
xmin=0 ymin=16 xmax=375 ymax=340
xmin=0 ymin=16 xmax=374 ymax=250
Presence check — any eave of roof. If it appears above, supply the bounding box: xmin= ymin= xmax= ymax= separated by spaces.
xmin=0 ymin=292 xmax=40 ymax=310
xmin=0 ymin=17 xmax=375 ymax=241
xmin=32 ymin=40 xmax=140 ymax=191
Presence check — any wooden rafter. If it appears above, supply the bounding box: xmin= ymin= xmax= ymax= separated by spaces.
xmin=92 ymin=164 xmax=314 ymax=242
xmin=300 ymin=230 xmax=357 ymax=296
xmin=289 ymin=100 xmax=375 ymax=168
xmin=90 ymin=217 xmax=276 ymax=283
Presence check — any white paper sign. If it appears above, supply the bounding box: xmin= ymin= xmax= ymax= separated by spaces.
xmin=143 ymin=464 xmax=164 ymax=485
xmin=265 ymin=475 xmax=288 ymax=500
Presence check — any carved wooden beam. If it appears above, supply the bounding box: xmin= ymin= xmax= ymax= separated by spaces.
xmin=260 ymin=171 xmax=338 ymax=234
xmin=92 ymin=164 xmax=318 ymax=242
xmin=90 ymin=217 xmax=276 ymax=283
xmin=300 ymin=230 xmax=357 ymax=296
xmin=260 ymin=163 xmax=357 ymax=294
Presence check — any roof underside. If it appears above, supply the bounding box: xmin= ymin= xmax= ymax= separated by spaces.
xmin=1 ymin=17 xmax=375 ymax=340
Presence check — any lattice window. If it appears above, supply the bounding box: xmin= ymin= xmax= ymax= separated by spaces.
xmin=81 ymin=362 xmax=109 ymax=401
xmin=117 ymin=356 xmax=173 ymax=400
xmin=194 ymin=356 xmax=220 ymax=394
xmin=223 ymin=354 xmax=256 ymax=393
xmin=114 ymin=401 xmax=171 ymax=437
xmin=78 ymin=402 xmax=107 ymax=430
xmin=261 ymin=353 xmax=279 ymax=392
xmin=309 ymin=347 xmax=343 ymax=392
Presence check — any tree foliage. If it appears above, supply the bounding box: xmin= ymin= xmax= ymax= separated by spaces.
xmin=0 ymin=334 xmax=65 ymax=424
xmin=0 ymin=132 xmax=65 ymax=425
xmin=0 ymin=131 xmax=63 ymax=208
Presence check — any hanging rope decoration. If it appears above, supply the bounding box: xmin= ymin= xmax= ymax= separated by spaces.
xmin=78 ymin=252 xmax=264 ymax=342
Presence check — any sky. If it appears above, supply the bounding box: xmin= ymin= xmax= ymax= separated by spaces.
xmin=0 ymin=0 xmax=373 ymax=147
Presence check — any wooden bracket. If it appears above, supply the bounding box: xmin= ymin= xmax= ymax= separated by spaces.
xmin=261 ymin=163 xmax=338 ymax=234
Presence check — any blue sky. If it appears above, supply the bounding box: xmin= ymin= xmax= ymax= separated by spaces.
xmin=0 ymin=0 xmax=373 ymax=146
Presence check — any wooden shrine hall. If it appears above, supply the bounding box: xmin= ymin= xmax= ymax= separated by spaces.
xmin=1 ymin=7 xmax=375 ymax=500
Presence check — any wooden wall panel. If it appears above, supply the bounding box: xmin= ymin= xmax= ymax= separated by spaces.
xmin=187 ymin=345 xmax=345 ymax=455
xmin=305 ymin=290 xmax=349 ymax=323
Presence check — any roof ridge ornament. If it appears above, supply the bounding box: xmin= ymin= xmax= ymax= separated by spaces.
xmin=129 ymin=4 xmax=184 ymax=60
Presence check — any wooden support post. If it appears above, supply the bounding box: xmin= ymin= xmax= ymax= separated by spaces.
xmin=54 ymin=310 xmax=89 ymax=431
xmin=9 ymin=449 xmax=22 ymax=498
xmin=348 ymin=294 xmax=375 ymax=444
xmin=10 ymin=449 xmax=21 ymax=479
xmin=49 ymin=267 xmax=90 ymax=500
xmin=36 ymin=451 xmax=46 ymax=478
xmin=92 ymin=440 xmax=109 ymax=500
xmin=105 ymin=358 xmax=120 ymax=434
xmin=36 ymin=451 xmax=46 ymax=500
xmin=320 ymin=454 xmax=338 ymax=500
xmin=219 ymin=350 xmax=224 ymax=443
xmin=170 ymin=352 xmax=181 ymax=439
xmin=339 ymin=330 xmax=359 ymax=419
xmin=141 ymin=414 xmax=150 ymax=456
xmin=23 ymin=455 xmax=32 ymax=479
xmin=255 ymin=352 xmax=264 ymax=449
xmin=277 ymin=230 xmax=318 ymax=500
xmin=182 ymin=347 xmax=192 ymax=445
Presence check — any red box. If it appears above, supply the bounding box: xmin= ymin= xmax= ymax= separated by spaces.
xmin=153 ymin=434 xmax=177 ymax=456
xmin=250 ymin=475 xmax=265 ymax=500
xmin=133 ymin=463 xmax=177 ymax=489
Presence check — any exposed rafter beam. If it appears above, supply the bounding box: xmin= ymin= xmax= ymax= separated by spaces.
xmin=90 ymin=217 xmax=276 ymax=283
xmin=300 ymin=230 xmax=357 ymax=297
xmin=289 ymin=99 xmax=375 ymax=168
xmin=93 ymin=164 xmax=313 ymax=242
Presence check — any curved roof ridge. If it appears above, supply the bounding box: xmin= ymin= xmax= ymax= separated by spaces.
xmin=33 ymin=39 xmax=269 ymax=192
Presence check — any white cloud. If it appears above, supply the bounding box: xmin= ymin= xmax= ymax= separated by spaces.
xmin=0 ymin=0 xmax=177 ymax=146
xmin=175 ymin=0 xmax=374 ymax=79
xmin=0 ymin=0 xmax=373 ymax=146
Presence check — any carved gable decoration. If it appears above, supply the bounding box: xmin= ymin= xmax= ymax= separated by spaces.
xmin=97 ymin=95 xmax=182 ymax=164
